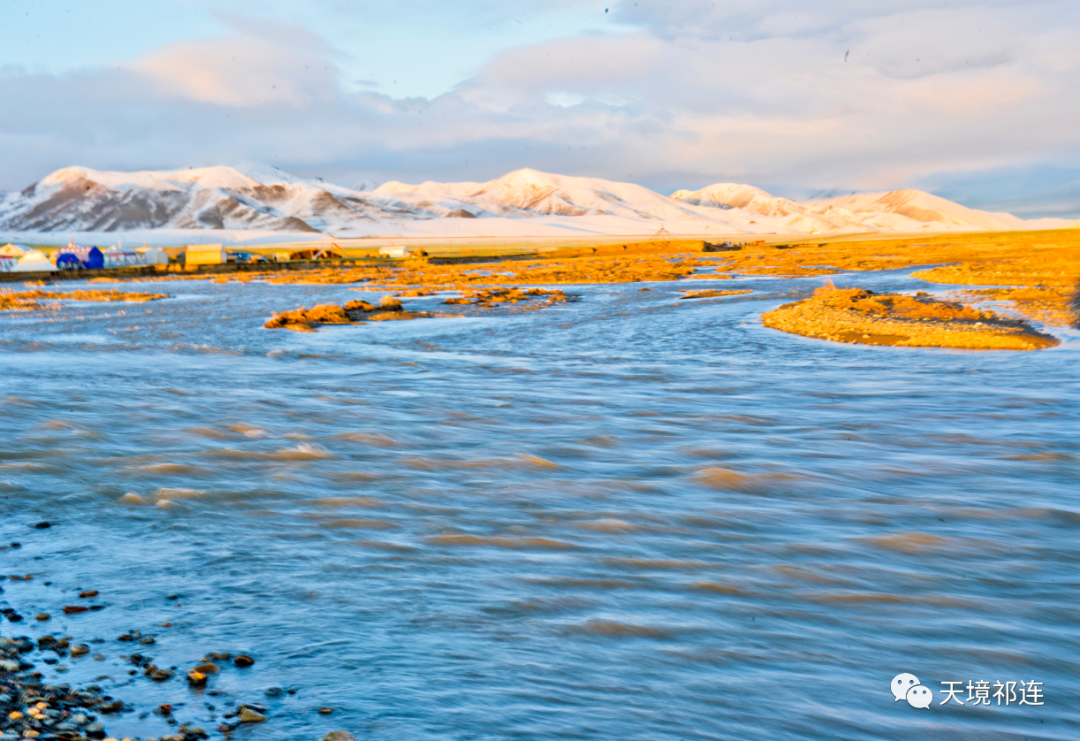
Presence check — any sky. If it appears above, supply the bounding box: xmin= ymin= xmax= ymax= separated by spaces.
xmin=1 ymin=0 xmax=1079 ymax=217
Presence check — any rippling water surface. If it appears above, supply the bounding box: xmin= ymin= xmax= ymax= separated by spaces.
xmin=1 ymin=271 xmax=1078 ymax=740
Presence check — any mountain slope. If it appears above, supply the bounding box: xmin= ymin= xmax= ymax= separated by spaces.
xmin=0 ymin=165 xmax=1071 ymax=240
xmin=803 ymin=190 xmax=1030 ymax=231
xmin=371 ymin=168 xmax=728 ymax=224
xmin=0 ymin=166 xmax=406 ymax=234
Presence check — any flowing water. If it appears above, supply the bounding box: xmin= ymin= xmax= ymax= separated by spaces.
xmin=1 ymin=270 xmax=1078 ymax=740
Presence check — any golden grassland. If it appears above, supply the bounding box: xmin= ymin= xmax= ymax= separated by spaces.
xmin=12 ymin=229 xmax=1077 ymax=347
xmin=0 ymin=288 xmax=169 ymax=311
xmin=762 ymin=284 xmax=1059 ymax=350
xmin=721 ymin=229 xmax=1079 ymax=328
xmin=146 ymin=229 xmax=1074 ymax=325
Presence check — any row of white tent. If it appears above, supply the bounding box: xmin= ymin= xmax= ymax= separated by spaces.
xmin=0 ymin=243 xmax=170 ymax=273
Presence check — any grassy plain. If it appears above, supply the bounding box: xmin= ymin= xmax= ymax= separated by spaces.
xmin=15 ymin=229 xmax=1075 ymax=348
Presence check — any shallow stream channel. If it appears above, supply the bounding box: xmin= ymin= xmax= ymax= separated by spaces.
xmin=1 ymin=269 xmax=1077 ymax=740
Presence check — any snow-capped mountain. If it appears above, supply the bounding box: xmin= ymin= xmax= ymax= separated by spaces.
xmin=374 ymin=169 xmax=713 ymax=222
xmin=0 ymin=165 xmax=1071 ymax=243
xmin=0 ymin=165 xmax=408 ymax=234
xmin=804 ymin=190 xmax=1035 ymax=232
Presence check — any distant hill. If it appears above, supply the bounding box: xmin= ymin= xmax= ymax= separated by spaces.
xmin=0 ymin=165 xmax=1070 ymax=240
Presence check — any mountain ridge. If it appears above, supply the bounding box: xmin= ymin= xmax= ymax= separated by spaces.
xmin=0 ymin=165 xmax=1072 ymax=240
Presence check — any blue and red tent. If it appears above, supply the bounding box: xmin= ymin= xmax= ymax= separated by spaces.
xmin=55 ymin=243 xmax=104 ymax=270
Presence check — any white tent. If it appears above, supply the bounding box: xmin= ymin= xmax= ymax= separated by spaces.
xmin=0 ymin=255 xmax=16 ymax=272
xmin=11 ymin=249 xmax=57 ymax=272
xmin=141 ymin=248 xmax=169 ymax=266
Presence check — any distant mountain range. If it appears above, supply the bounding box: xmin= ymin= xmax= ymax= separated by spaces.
xmin=0 ymin=165 xmax=1073 ymax=242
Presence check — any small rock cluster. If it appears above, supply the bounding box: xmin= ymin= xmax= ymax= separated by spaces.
xmin=2 ymin=636 xmax=126 ymax=740
xmin=2 ymin=628 xmax=348 ymax=741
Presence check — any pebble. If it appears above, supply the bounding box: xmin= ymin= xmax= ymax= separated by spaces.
xmin=238 ymin=708 xmax=266 ymax=723
xmin=232 ymin=654 xmax=255 ymax=668
xmin=70 ymin=643 xmax=90 ymax=657
xmin=31 ymin=522 xmax=51 ymax=529
xmin=33 ymin=614 xmax=49 ymax=622
xmin=322 ymin=733 xmax=356 ymax=741
xmin=79 ymin=590 xmax=99 ymax=598
xmin=317 ymin=706 xmax=334 ymax=714
xmin=263 ymin=687 xmax=283 ymax=697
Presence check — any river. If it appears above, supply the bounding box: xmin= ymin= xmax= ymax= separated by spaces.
xmin=1 ymin=269 xmax=1077 ymax=740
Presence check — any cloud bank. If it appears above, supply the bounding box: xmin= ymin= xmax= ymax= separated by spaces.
xmin=1 ymin=0 xmax=1078 ymax=216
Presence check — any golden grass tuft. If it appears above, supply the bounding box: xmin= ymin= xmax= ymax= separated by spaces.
xmin=761 ymin=283 xmax=1059 ymax=350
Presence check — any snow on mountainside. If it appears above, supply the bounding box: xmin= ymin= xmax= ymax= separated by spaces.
xmin=670 ymin=183 xmax=1073 ymax=233
xmin=374 ymin=169 xmax=714 ymax=222
xmin=0 ymin=165 xmax=1072 ymax=241
xmin=0 ymin=165 xmax=407 ymax=234
xmin=803 ymin=190 xmax=1029 ymax=231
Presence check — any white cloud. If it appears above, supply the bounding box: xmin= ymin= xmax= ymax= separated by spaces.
xmin=0 ymin=1 xmax=1078 ymax=217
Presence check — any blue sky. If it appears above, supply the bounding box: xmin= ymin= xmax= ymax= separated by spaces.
xmin=2 ymin=0 xmax=1079 ymax=216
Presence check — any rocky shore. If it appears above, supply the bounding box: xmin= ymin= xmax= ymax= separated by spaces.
xmin=1 ymin=542 xmax=354 ymax=741
xmin=0 ymin=635 xmax=355 ymax=741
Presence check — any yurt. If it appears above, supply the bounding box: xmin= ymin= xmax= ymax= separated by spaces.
xmin=12 ymin=249 xmax=57 ymax=272
xmin=103 ymin=245 xmax=144 ymax=268
xmin=55 ymin=243 xmax=105 ymax=270
xmin=141 ymin=248 xmax=169 ymax=266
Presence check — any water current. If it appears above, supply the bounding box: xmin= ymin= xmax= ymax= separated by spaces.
xmin=1 ymin=269 xmax=1078 ymax=740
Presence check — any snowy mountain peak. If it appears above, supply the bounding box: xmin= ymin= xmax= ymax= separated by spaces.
xmin=671 ymin=183 xmax=805 ymax=217
xmin=1 ymin=165 xmax=1072 ymax=240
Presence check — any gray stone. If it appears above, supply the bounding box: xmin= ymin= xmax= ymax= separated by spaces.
xmin=322 ymin=733 xmax=356 ymax=741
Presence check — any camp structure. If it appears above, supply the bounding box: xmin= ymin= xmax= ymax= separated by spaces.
xmin=55 ymin=243 xmax=104 ymax=270
xmin=273 ymin=245 xmax=346 ymax=262
xmin=184 ymin=244 xmax=227 ymax=265
xmin=379 ymin=245 xmax=411 ymax=258
xmin=0 ymin=243 xmax=32 ymax=258
xmin=11 ymin=249 xmax=57 ymax=272
xmin=0 ymin=255 xmax=16 ymax=272
xmin=103 ymin=245 xmax=144 ymax=268
xmin=141 ymin=247 xmax=169 ymax=266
